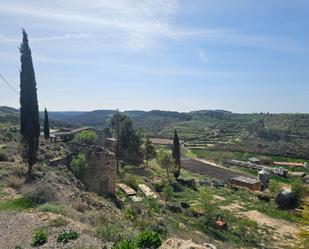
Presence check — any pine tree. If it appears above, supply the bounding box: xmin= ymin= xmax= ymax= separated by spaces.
xmin=44 ymin=108 xmax=50 ymax=139
xmin=20 ymin=29 xmax=40 ymax=179
xmin=172 ymin=129 xmax=181 ymax=178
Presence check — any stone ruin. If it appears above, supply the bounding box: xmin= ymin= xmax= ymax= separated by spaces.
xmin=82 ymin=146 xmax=116 ymax=196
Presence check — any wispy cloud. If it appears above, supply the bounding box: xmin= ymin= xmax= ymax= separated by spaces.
xmin=0 ymin=1 xmax=304 ymax=52
xmin=199 ymin=50 xmax=208 ymax=64
xmin=0 ymin=33 xmax=92 ymax=43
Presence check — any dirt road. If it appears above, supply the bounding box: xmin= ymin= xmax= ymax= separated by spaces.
xmin=181 ymin=158 xmax=241 ymax=183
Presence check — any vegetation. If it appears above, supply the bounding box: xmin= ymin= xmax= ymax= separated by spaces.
xmin=156 ymin=150 xmax=174 ymax=179
xmin=70 ymin=152 xmax=88 ymax=177
xmin=135 ymin=230 xmax=162 ymax=249
xmin=0 ymin=197 xmax=34 ymax=211
xmin=19 ymin=29 xmax=40 ymax=178
xmin=144 ymin=134 xmax=156 ymax=166
xmin=37 ymin=203 xmax=67 ymax=215
xmin=57 ymin=229 xmax=80 ymax=243
xmin=32 ymin=228 xmax=48 ymax=247
xmin=268 ymin=179 xmax=283 ymax=197
xmin=74 ymin=130 xmax=98 ymax=144
xmin=172 ymin=129 xmax=181 ymax=178
xmin=44 ymin=108 xmax=50 ymax=139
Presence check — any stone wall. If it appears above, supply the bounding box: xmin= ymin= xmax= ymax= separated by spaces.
xmin=67 ymin=142 xmax=116 ymax=196
xmin=82 ymin=146 xmax=116 ymax=196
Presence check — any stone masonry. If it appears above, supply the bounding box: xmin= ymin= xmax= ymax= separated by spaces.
xmin=81 ymin=146 xmax=116 ymax=195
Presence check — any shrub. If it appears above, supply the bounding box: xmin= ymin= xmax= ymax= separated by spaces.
xmin=7 ymin=175 xmax=25 ymax=189
xmin=15 ymin=246 xmax=23 ymax=249
xmin=124 ymin=175 xmax=140 ymax=190
xmin=124 ymin=207 xmax=138 ymax=221
xmin=269 ymin=179 xmax=283 ymax=197
xmin=38 ymin=203 xmax=67 ymax=215
xmin=291 ymin=179 xmax=306 ymax=198
xmin=70 ymin=153 xmax=88 ymax=177
xmin=57 ymin=229 xmax=80 ymax=243
xmin=112 ymin=239 xmax=137 ymax=249
xmin=135 ymin=230 xmax=162 ymax=249
xmin=96 ymin=223 xmax=135 ymax=243
xmin=32 ymin=228 xmax=48 ymax=247
xmin=162 ymin=182 xmax=173 ymax=201
xmin=22 ymin=184 xmax=56 ymax=205
xmin=74 ymin=130 xmax=98 ymax=144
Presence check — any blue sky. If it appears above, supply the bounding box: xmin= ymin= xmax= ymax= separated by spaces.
xmin=0 ymin=0 xmax=308 ymax=113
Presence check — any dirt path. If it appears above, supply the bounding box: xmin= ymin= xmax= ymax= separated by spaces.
xmin=181 ymin=158 xmax=242 ymax=183
xmin=240 ymin=210 xmax=299 ymax=248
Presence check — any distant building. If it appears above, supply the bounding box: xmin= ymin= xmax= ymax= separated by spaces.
xmin=230 ymin=176 xmax=261 ymax=191
xmin=249 ymin=157 xmax=273 ymax=166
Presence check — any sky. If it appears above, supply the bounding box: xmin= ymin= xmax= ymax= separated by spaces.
xmin=0 ymin=0 xmax=309 ymax=113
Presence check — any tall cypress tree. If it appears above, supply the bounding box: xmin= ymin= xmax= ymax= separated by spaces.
xmin=44 ymin=108 xmax=50 ymax=139
xmin=172 ymin=129 xmax=181 ymax=178
xmin=20 ymin=29 xmax=40 ymax=178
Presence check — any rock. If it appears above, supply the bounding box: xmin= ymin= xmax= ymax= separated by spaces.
xmin=180 ymin=202 xmax=190 ymax=209
xmin=166 ymin=203 xmax=182 ymax=213
xmin=171 ymin=181 xmax=183 ymax=192
xmin=160 ymin=238 xmax=217 ymax=249
xmin=257 ymin=192 xmax=271 ymax=202
xmin=275 ymin=190 xmax=298 ymax=209
xmin=177 ymin=178 xmax=198 ymax=191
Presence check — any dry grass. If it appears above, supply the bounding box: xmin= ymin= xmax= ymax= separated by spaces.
xmin=6 ymin=175 xmax=25 ymax=189
xmin=71 ymin=199 xmax=88 ymax=213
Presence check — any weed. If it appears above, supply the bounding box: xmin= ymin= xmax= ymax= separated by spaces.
xmin=22 ymin=184 xmax=56 ymax=204
xmin=57 ymin=229 xmax=80 ymax=243
xmin=135 ymin=230 xmax=162 ymax=249
xmin=32 ymin=228 xmax=48 ymax=247
xmin=112 ymin=239 xmax=137 ymax=249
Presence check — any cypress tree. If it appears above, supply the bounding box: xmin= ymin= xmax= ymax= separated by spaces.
xmin=44 ymin=108 xmax=50 ymax=139
xmin=20 ymin=29 xmax=40 ymax=178
xmin=172 ymin=129 xmax=181 ymax=178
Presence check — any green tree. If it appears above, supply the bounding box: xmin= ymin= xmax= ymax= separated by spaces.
xmin=120 ymin=117 xmax=143 ymax=163
xmin=74 ymin=130 xmax=98 ymax=144
xmin=172 ymin=129 xmax=181 ymax=179
xmin=44 ymin=108 xmax=50 ymax=140
xmin=156 ymin=150 xmax=174 ymax=180
xmin=144 ymin=134 xmax=156 ymax=166
xmin=70 ymin=153 xmax=88 ymax=177
xmin=19 ymin=29 xmax=40 ymax=179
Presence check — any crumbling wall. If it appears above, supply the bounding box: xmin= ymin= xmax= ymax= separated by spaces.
xmin=67 ymin=142 xmax=116 ymax=196
xmin=82 ymin=146 xmax=116 ymax=195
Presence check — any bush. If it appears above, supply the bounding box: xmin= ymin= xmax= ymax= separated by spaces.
xmin=269 ymin=179 xmax=283 ymax=197
xmin=70 ymin=153 xmax=88 ymax=177
xmin=96 ymin=223 xmax=136 ymax=243
xmin=32 ymin=228 xmax=48 ymax=247
xmin=135 ymin=230 xmax=162 ymax=249
xmin=112 ymin=239 xmax=137 ymax=249
xmin=22 ymin=184 xmax=56 ymax=205
xmin=291 ymin=179 xmax=306 ymax=198
xmin=74 ymin=130 xmax=98 ymax=144
xmin=38 ymin=203 xmax=67 ymax=215
xmin=124 ymin=207 xmax=138 ymax=221
xmin=57 ymin=229 xmax=80 ymax=243
xmin=124 ymin=175 xmax=139 ymax=190
xmin=162 ymin=182 xmax=174 ymax=201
